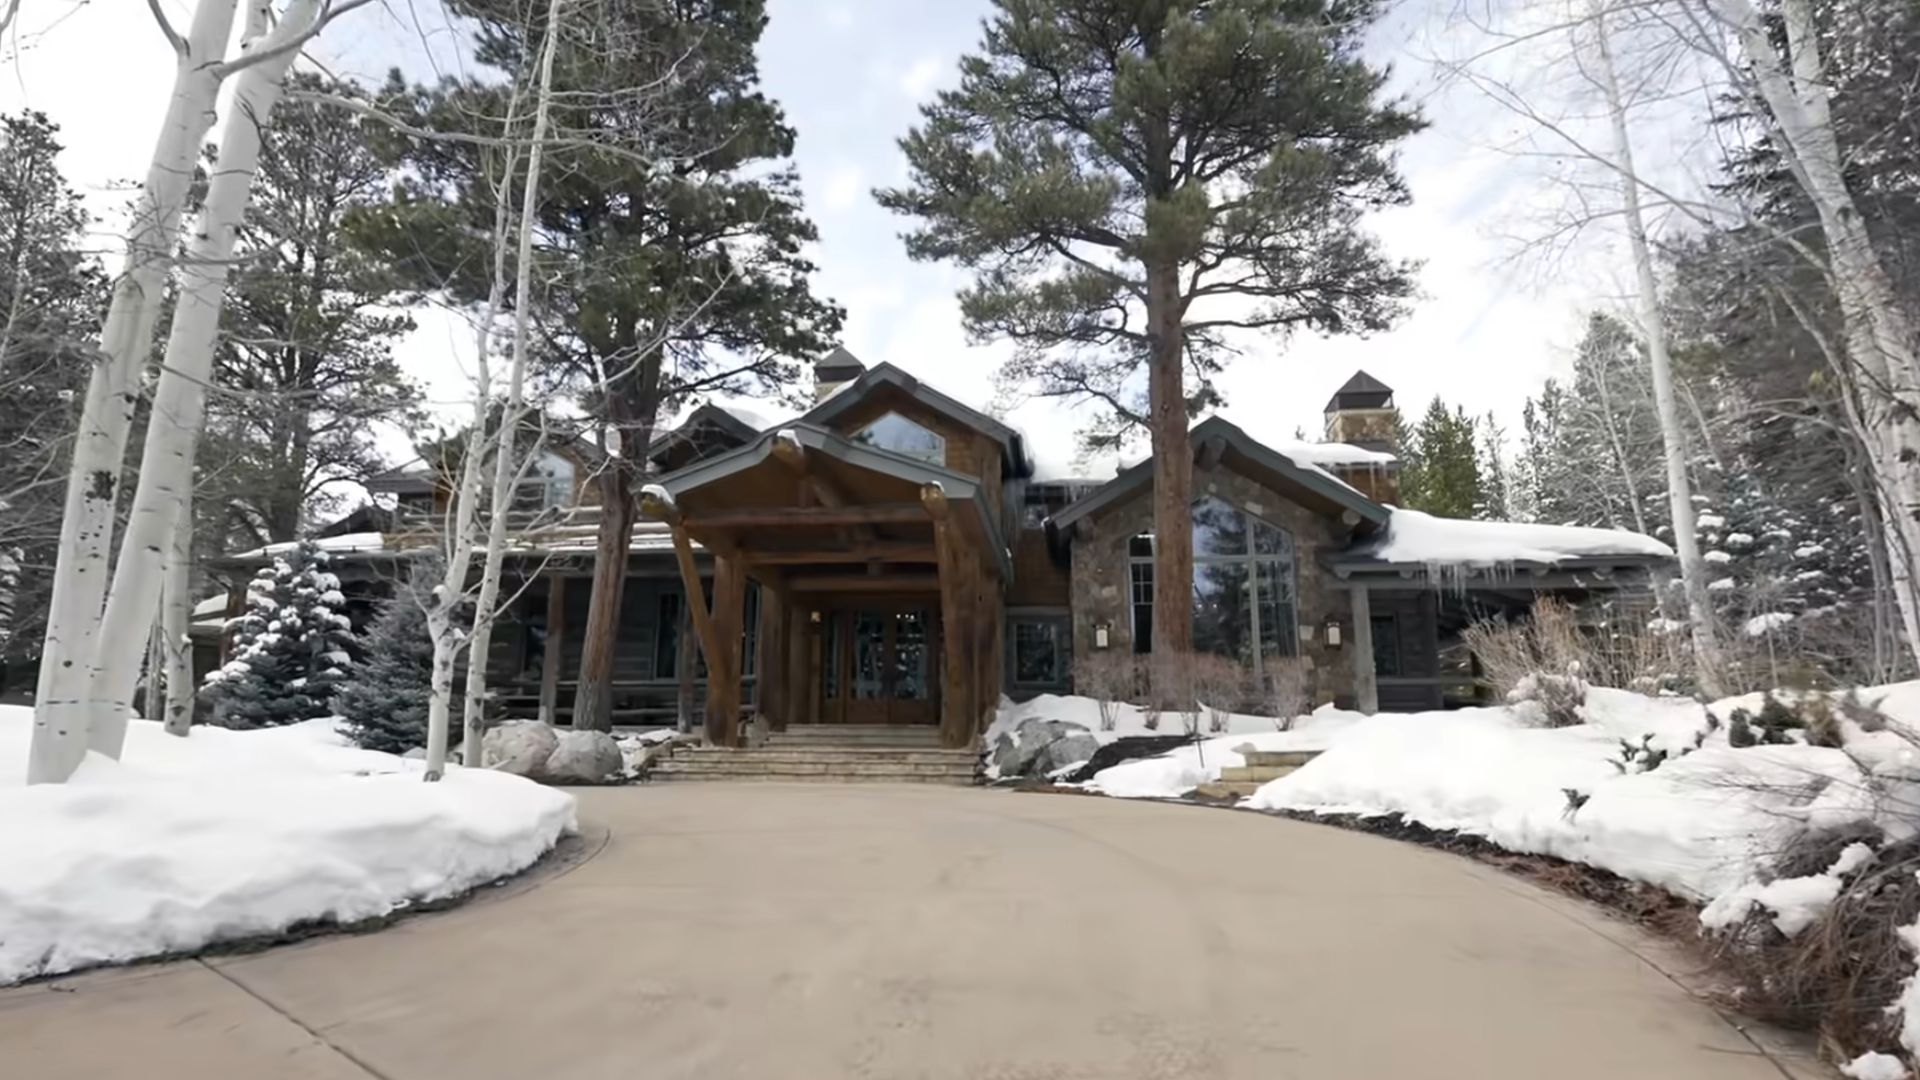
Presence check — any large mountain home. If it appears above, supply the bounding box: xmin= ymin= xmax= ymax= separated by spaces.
xmin=206 ymin=353 xmax=1673 ymax=748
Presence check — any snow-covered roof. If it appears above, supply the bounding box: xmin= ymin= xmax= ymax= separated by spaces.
xmin=231 ymin=533 xmax=387 ymax=560
xmin=1351 ymin=509 xmax=1674 ymax=567
xmin=1266 ymin=439 xmax=1396 ymax=468
xmin=192 ymin=593 xmax=229 ymax=619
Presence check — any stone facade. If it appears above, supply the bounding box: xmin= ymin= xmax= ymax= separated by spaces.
xmin=1067 ymin=464 xmax=1361 ymax=708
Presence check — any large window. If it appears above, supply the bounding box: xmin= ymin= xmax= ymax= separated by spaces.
xmin=1009 ymin=616 xmax=1069 ymax=688
xmin=511 ymin=451 xmax=575 ymax=514
xmin=1129 ymin=496 xmax=1298 ymax=668
xmin=853 ymin=411 xmax=945 ymax=464
xmin=654 ymin=591 xmax=683 ymax=680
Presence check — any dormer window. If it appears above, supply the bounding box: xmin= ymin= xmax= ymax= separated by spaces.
xmin=853 ymin=411 xmax=945 ymax=465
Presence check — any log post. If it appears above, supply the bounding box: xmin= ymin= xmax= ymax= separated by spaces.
xmin=1350 ymin=585 xmax=1379 ymax=714
xmin=707 ymin=554 xmax=746 ymax=746
xmin=675 ymin=593 xmax=697 ymax=733
xmin=923 ymin=483 xmax=973 ymax=748
xmin=784 ymin=602 xmax=809 ymax=729
xmin=757 ymin=586 xmax=786 ymax=725
xmin=537 ymin=577 xmax=567 ymax=726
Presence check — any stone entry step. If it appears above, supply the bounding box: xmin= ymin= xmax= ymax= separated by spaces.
xmin=650 ymin=725 xmax=979 ymax=785
xmin=1192 ymin=748 xmax=1323 ymax=801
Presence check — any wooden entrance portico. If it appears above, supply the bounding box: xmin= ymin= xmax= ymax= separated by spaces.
xmin=639 ymin=424 xmax=1009 ymax=749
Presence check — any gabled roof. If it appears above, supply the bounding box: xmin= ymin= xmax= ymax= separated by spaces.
xmin=1325 ymin=369 xmax=1394 ymax=413
xmin=1049 ymin=416 xmax=1392 ymax=531
xmin=655 ymin=421 xmax=1014 ymax=581
xmin=647 ymin=402 xmax=761 ymax=464
xmin=797 ymin=357 xmax=1034 ymax=478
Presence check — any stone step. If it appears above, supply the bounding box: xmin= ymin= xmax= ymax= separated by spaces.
xmin=771 ymin=726 xmax=944 ymax=743
xmin=1192 ymin=780 xmax=1262 ymax=800
xmin=1216 ymin=764 xmax=1300 ymax=784
xmin=650 ymin=771 xmax=975 ymax=784
xmin=674 ymin=748 xmax=976 ymax=765
xmin=653 ymin=759 xmax=978 ymax=779
xmin=1240 ymin=750 xmax=1321 ymax=769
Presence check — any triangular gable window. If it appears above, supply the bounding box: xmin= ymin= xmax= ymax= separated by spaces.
xmin=853 ymin=411 xmax=945 ymax=465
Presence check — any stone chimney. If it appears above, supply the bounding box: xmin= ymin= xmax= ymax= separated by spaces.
xmin=814 ymin=346 xmax=865 ymax=402
xmin=1323 ymin=370 xmax=1398 ymax=452
xmin=1322 ymin=370 xmax=1402 ymax=505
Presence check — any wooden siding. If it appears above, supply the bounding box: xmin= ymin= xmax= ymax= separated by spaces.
xmin=1007 ymin=528 xmax=1070 ymax=607
xmin=819 ymin=384 xmax=1011 ymax=532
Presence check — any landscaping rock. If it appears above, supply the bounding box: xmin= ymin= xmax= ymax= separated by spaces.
xmin=1064 ymin=734 xmax=1194 ymax=784
xmin=483 ymin=720 xmax=559 ymax=780
xmin=991 ymin=717 xmax=1100 ymax=779
xmin=544 ymin=730 xmax=625 ymax=784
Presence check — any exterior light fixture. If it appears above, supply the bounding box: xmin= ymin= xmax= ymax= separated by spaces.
xmin=1325 ymin=618 xmax=1343 ymax=648
xmin=1094 ymin=623 xmax=1110 ymax=649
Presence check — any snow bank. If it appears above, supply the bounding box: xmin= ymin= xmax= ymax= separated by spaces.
xmin=1245 ymin=686 xmax=1906 ymax=900
xmin=988 ymin=693 xmax=1301 ymax=749
xmin=1083 ymin=711 xmax=1365 ymax=798
xmin=1365 ymin=508 xmax=1674 ymax=565
xmin=0 ymin=708 xmax=576 ymax=984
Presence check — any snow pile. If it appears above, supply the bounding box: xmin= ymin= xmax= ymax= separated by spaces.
xmin=1247 ymin=686 xmax=1908 ymax=900
xmin=0 ymin=708 xmax=576 ymax=984
xmin=1701 ymin=842 xmax=1876 ymax=936
xmin=1841 ymin=1052 xmax=1909 ymax=1080
xmin=987 ymin=692 xmax=1297 ymax=749
xmin=1082 ymin=712 xmax=1365 ymax=798
xmin=1363 ymin=508 xmax=1674 ymax=566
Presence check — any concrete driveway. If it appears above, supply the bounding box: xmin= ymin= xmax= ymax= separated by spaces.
xmin=1 ymin=784 xmax=1818 ymax=1079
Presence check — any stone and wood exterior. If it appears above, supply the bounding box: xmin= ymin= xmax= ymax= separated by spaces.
xmin=206 ymin=355 xmax=1670 ymax=746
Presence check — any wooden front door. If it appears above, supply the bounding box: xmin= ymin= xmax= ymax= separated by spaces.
xmin=824 ymin=607 xmax=937 ymax=725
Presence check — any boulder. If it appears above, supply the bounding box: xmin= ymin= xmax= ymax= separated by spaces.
xmin=483 ymin=720 xmax=559 ymax=780
xmin=991 ymin=717 xmax=1099 ymax=779
xmin=544 ymin=729 xmax=625 ymax=784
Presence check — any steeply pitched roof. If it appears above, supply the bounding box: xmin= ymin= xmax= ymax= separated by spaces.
xmin=798 ymin=356 xmax=1034 ymax=478
xmin=1324 ymin=369 xmax=1394 ymax=413
xmin=1049 ymin=416 xmax=1392 ymax=531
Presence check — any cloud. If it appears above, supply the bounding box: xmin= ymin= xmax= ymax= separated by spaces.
xmin=821 ymin=163 xmax=866 ymax=211
xmin=898 ymin=56 xmax=946 ymax=101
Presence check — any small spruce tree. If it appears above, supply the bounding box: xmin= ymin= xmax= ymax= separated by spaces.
xmin=202 ymin=539 xmax=355 ymax=728
xmin=334 ymin=557 xmax=438 ymax=754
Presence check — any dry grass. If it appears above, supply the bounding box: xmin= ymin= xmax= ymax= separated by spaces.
xmin=1264 ymin=657 xmax=1309 ymax=732
xmin=1075 ymin=650 xmax=1139 ymax=732
xmin=1707 ymin=830 xmax=1920 ymax=1060
xmin=1188 ymin=654 xmax=1253 ymax=733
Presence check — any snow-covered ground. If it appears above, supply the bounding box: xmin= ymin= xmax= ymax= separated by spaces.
xmin=0 ymin=708 xmax=576 ymax=985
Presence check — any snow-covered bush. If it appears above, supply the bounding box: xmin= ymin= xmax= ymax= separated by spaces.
xmin=335 ymin=558 xmax=438 ymax=754
xmin=1726 ymin=693 xmax=1845 ymax=749
xmin=1075 ymin=650 xmax=1138 ymax=732
xmin=202 ymin=539 xmax=355 ymax=729
xmin=1265 ymin=657 xmax=1310 ymax=732
xmin=1509 ymin=665 xmax=1589 ymax=728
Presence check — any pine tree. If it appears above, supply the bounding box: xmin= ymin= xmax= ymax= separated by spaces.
xmin=877 ymin=0 xmax=1424 ymax=661
xmin=1399 ymin=398 xmax=1481 ymax=519
xmin=201 ymin=539 xmax=356 ymax=728
xmin=1476 ymin=412 xmax=1513 ymax=521
xmin=334 ymin=557 xmax=439 ymax=754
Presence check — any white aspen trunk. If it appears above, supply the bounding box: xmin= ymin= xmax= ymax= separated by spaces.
xmin=462 ymin=0 xmax=564 ymax=766
xmin=85 ymin=0 xmax=323 ymax=761
xmin=1594 ymin=6 xmax=1728 ymax=696
xmin=424 ymin=382 xmax=493 ymax=780
xmin=161 ymin=494 xmax=195 ymax=736
xmin=27 ymin=0 xmax=241 ymax=783
xmin=1714 ymin=0 xmax=1920 ymax=669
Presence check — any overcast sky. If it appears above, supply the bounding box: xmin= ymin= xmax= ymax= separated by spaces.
xmin=0 ymin=0 xmax=1650 ymax=480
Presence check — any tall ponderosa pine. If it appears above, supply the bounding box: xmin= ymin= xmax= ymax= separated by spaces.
xmin=0 ymin=112 xmax=104 ymax=676
xmin=357 ymin=0 xmax=840 ymax=729
xmin=878 ymin=0 xmax=1422 ymax=660
xmin=201 ymin=73 xmax=420 ymax=551
xmin=202 ymin=539 xmax=356 ymax=728
xmin=335 ymin=557 xmax=438 ymax=754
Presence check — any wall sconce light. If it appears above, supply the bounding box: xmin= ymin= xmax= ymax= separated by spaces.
xmin=1325 ymin=618 xmax=1343 ymax=648
xmin=1094 ymin=623 xmax=1111 ymax=649
xmin=809 ymin=610 xmax=822 ymax=624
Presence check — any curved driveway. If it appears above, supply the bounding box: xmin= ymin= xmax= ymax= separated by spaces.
xmin=3 ymin=784 xmax=1818 ymax=1079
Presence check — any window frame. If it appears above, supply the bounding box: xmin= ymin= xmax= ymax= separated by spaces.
xmin=1006 ymin=613 xmax=1071 ymax=690
xmin=1127 ymin=497 xmax=1299 ymax=672
xmin=851 ymin=410 xmax=947 ymax=465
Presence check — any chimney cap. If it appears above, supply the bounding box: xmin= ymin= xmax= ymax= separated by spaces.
xmin=815 ymin=345 xmax=865 ymax=383
xmin=1324 ymin=369 xmax=1393 ymax=413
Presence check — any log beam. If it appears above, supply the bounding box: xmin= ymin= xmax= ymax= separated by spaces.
xmin=747 ymin=544 xmax=937 ymax=566
xmin=787 ymin=573 xmax=940 ymax=593
xmin=684 ymin=504 xmax=927 ymax=530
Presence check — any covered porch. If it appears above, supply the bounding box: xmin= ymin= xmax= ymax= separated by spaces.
xmin=640 ymin=424 xmax=1011 ymax=749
